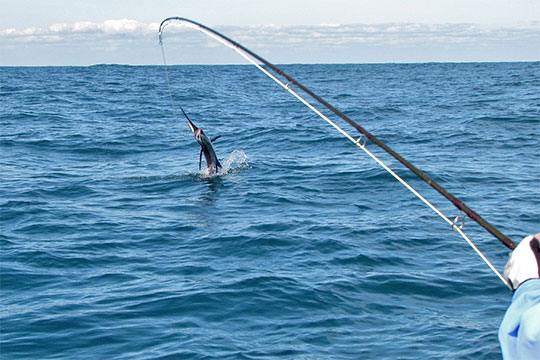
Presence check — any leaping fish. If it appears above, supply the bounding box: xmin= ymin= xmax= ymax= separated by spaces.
xmin=186 ymin=118 xmax=222 ymax=175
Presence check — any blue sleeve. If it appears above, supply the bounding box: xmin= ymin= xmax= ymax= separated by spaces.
xmin=499 ymin=279 xmax=540 ymax=359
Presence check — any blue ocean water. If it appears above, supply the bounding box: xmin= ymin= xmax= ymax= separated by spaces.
xmin=1 ymin=62 xmax=539 ymax=359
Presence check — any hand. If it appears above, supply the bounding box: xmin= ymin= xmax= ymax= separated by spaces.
xmin=504 ymin=233 xmax=540 ymax=290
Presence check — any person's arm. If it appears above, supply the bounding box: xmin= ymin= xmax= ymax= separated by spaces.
xmin=499 ymin=233 xmax=540 ymax=359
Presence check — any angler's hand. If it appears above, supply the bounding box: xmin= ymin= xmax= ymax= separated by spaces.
xmin=504 ymin=233 xmax=540 ymax=290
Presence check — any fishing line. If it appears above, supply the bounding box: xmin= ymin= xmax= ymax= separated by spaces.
xmin=159 ymin=38 xmax=178 ymax=122
xmin=159 ymin=28 xmax=194 ymax=133
xmin=158 ymin=17 xmax=514 ymax=290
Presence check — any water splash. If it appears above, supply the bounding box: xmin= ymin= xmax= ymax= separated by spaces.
xmin=193 ymin=150 xmax=249 ymax=180
xmin=221 ymin=149 xmax=249 ymax=173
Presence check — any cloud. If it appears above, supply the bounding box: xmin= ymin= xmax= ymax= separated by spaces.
xmin=3 ymin=19 xmax=539 ymax=45
xmin=1 ymin=19 xmax=539 ymax=65
xmin=236 ymin=23 xmax=540 ymax=47
xmin=1 ymin=19 xmax=160 ymax=43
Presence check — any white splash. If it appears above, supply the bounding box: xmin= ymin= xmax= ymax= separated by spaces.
xmin=193 ymin=150 xmax=249 ymax=179
xmin=220 ymin=150 xmax=249 ymax=174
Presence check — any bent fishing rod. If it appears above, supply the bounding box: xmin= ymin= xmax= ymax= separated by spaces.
xmin=158 ymin=17 xmax=516 ymax=288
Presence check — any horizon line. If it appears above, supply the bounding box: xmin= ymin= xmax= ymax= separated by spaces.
xmin=2 ymin=60 xmax=539 ymax=67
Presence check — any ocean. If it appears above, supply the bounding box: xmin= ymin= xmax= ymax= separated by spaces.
xmin=1 ymin=62 xmax=539 ymax=359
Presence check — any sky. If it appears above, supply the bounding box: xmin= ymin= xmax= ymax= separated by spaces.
xmin=1 ymin=0 xmax=539 ymax=65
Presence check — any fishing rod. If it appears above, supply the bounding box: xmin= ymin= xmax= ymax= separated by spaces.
xmin=158 ymin=17 xmax=516 ymax=288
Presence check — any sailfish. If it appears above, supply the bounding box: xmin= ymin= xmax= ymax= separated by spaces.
xmin=186 ymin=118 xmax=222 ymax=175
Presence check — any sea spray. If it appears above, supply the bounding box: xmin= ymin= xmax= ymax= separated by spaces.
xmin=193 ymin=150 xmax=249 ymax=179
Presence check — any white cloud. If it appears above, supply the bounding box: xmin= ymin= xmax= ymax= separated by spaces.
xmin=3 ymin=19 xmax=539 ymax=45
xmin=1 ymin=19 xmax=539 ymax=65
xmin=1 ymin=19 xmax=160 ymax=42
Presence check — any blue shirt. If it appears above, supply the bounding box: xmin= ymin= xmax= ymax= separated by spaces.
xmin=499 ymin=279 xmax=540 ymax=359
